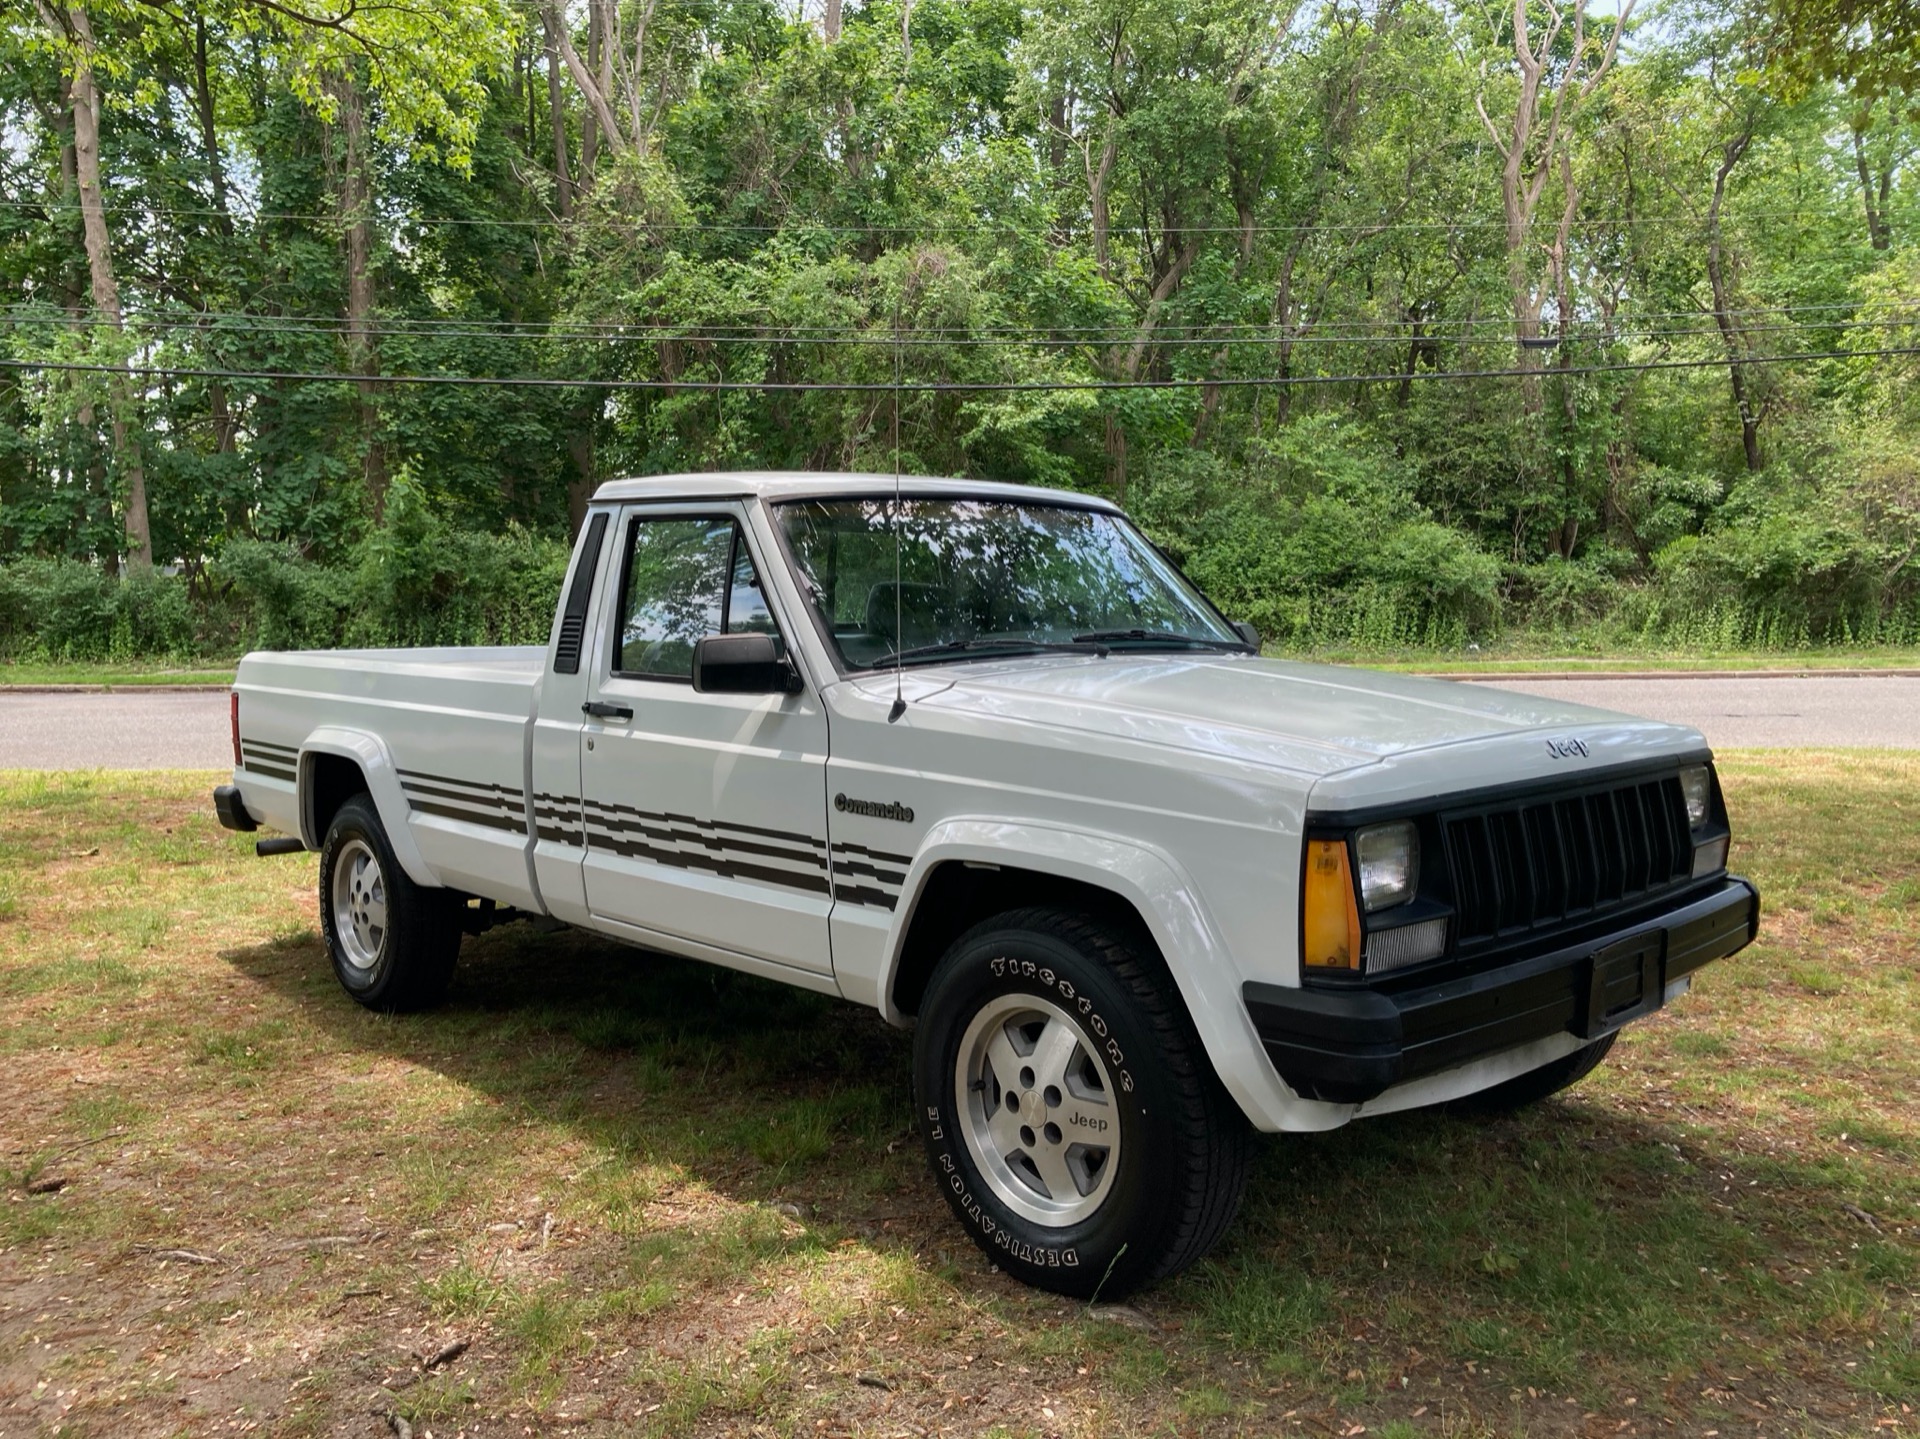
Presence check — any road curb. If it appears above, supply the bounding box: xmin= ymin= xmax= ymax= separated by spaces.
xmin=1425 ymin=668 xmax=1920 ymax=682
xmin=0 ymin=683 xmax=232 ymax=694
xmin=8 ymin=670 xmax=1920 ymax=692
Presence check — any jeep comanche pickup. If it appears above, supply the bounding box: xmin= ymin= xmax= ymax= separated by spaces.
xmin=214 ymin=472 xmax=1758 ymax=1295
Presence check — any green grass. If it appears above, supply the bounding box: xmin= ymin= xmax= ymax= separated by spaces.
xmin=1296 ymin=642 xmax=1920 ymax=674
xmin=0 ymin=659 xmax=236 ymax=687
xmin=0 ymin=759 xmax=1913 ymax=1436
xmin=8 ymin=642 xmax=1920 ymax=689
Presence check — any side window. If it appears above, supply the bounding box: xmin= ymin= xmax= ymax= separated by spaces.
xmin=613 ymin=516 xmax=783 ymax=680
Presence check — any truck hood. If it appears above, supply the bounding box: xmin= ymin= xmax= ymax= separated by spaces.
xmin=885 ymin=654 xmax=1707 ymax=797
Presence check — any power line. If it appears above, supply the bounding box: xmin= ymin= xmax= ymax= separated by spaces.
xmin=4 ymin=345 xmax=1912 ymax=394
xmin=5 ymin=310 xmax=1913 ymax=350
xmin=0 ymin=195 xmax=1883 ymax=236
xmin=14 ymin=296 xmax=1903 ymax=335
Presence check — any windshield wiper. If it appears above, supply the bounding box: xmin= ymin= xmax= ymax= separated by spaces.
xmin=871 ymin=635 xmax=1105 ymax=668
xmin=1071 ymin=628 xmax=1253 ymax=652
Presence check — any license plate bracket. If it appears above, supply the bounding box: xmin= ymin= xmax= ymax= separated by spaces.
xmin=1579 ymin=930 xmax=1665 ymax=1039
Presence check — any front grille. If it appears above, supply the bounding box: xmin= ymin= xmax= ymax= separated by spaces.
xmin=1444 ymin=776 xmax=1693 ymax=947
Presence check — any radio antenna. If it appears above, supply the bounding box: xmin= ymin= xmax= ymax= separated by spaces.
xmin=887 ymin=273 xmax=907 ymax=724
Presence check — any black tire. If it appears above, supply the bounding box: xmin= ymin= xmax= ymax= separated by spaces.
xmin=911 ymin=906 xmax=1251 ymax=1298
xmin=318 ymin=794 xmax=461 ymax=1012
xmin=1453 ymin=1031 xmax=1618 ymax=1114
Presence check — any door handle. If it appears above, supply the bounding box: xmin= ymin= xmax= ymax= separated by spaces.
xmin=581 ymin=700 xmax=633 ymax=721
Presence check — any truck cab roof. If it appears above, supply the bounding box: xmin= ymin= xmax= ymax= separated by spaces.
xmin=590 ymin=471 xmax=1122 ymax=511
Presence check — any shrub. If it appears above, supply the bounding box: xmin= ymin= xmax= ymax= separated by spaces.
xmin=1133 ymin=419 xmax=1501 ymax=650
xmin=0 ymin=558 xmax=202 ymax=661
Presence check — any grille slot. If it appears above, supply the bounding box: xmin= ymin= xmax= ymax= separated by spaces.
xmin=1445 ymin=777 xmax=1692 ymax=946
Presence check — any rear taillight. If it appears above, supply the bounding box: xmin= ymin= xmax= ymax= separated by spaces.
xmin=230 ymin=691 xmax=242 ymax=768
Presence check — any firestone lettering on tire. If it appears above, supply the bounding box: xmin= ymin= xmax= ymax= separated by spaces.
xmin=984 ymin=955 xmax=1136 ymax=1095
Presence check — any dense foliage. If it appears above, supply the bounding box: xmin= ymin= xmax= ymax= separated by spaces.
xmin=1 ymin=0 xmax=1916 ymax=658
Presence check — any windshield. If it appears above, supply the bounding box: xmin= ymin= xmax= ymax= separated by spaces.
xmin=773 ymin=496 xmax=1245 ymax=671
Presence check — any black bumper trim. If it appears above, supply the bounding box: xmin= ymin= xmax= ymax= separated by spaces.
xmin=1246 ymin=875 xmax=1760 ymax=1104
xmin=213 ymin=784 xmax=259 ymax=834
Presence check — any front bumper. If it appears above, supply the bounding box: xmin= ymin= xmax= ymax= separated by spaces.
xmin=212 ymin=783 xmax=258 ymax=833
xmin=1245 ymin=875 xmax=1760 ymax=1104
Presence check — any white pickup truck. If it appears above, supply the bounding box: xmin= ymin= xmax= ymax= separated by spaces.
xmin=214 ymin=472 xmax=1758 ymax=1296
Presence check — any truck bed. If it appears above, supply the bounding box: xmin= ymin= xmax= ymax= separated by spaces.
xmin=232 ymin=645 xmax=548 ymax=911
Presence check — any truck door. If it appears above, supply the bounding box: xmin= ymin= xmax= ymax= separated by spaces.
xmin=578 ymin=504 xmax=834 ymax=976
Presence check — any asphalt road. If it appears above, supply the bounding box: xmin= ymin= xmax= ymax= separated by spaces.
xmin=0 ymin=673 xmax=1915 ymax=769
xmin=1464 ymin=673 xmax=1920 ymax=749
xmin=0 ymin=691 xmax=236 ymax=771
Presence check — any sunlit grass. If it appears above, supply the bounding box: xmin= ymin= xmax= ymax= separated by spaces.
xmin=0 ymin=760 xmax=1912 ymax=1436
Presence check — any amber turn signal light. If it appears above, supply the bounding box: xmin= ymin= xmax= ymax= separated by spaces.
xmin=1302 ymin=839 xmax=1362 ymax=970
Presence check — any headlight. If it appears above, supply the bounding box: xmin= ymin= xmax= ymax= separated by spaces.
xmin=1679 ymin=765 xmax=1712 ymax=830
xmin=1354 ymin=822 xmax=1418 ymax=911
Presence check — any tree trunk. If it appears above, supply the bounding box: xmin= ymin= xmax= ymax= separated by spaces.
xmin=1398 ymin=307 xmax=1427 ymax=410
xmin=192 ymin=19 xmax=233 ymax=236
xmin=1705 ymin=124 xmax=1762 ymax=472
xmin=543 ymin=9 xmax=573 ymax=218
xmin=1553 ymin=147 xmax=1581 ymax=555
xmin=1851 ymin=123 xmax=1891 ymax=252
xmin=565 ymin=418 xmax=598 ymax=537
xmin=332 ymin=73 xmax=388 ymax=519
xmin=191 ymin=18 xmax=240 ymax=458
xmin=55 ymin=2 xmax=152 ymax=569
xmin=1273 ymin=241 xmax=1302 ymax=425
xmin=824 ymin=0 xmax=841 ymax=42
xmin=581 ymin=0 xmax=602 ymax=178
xmin=1191 ymin=201 xmax=1256 ymax=446
xmin=1473 ymin=0 xmax=1633 ymax=418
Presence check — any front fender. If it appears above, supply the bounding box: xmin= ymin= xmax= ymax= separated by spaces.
xmin=878 ymin=817 xmax=1313 ymax=1133
xmin=297 ymin=726 xmax=437 ymax=888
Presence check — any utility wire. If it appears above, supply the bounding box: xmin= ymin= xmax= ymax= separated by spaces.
xmin=4 ymin=345 xmax=1913 ymax=394
xmin=0 ymin=196 xmax=1882 ymax=235
xmin=5 ymin=312 xmax=1914 ymax=349
xmin=8 ymin=298 xmax=1901 ymax=336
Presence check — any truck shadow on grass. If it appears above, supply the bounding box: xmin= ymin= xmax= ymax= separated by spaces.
xmin=220 ymin=918 xmax=1918 ymax=1421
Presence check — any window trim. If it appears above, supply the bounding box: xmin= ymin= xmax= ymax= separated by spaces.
xmin=606 ymin=510 xmax=785 ymax=685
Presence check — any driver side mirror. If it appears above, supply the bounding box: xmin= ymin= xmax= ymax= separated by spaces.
xmin=692 ymin=633 xmax=801 ymax=695
xmin=1230 ymin=620 xmax=1261 ymax=651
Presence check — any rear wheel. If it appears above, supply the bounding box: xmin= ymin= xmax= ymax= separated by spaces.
xmin=912 ymin=907 xmax=1250 ymax=1298
xmin=319 ymin=795 xmax=461 ymax=1012
xmin=1454 ymin=1032 xmax=1618 ymax=1114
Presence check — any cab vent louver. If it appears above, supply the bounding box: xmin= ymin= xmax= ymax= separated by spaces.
xmin=553 ymin=512 xmax=609 ymax=675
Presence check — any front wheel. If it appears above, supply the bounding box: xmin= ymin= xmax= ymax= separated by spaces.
xmin=912 ymin=907 xmax=1250 ymax=1298
xmin=319 ymin=794 xmax=461 ymax=1012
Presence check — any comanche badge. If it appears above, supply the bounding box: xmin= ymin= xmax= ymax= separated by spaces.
xmin=834 ymin=793 xmax=915 ymax=823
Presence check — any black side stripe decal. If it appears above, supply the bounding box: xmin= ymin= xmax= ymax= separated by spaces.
xmin=583 ymin=797 xmax=825 ymax=852
xmin=585 ymin=809 xmax=826 ymax=868
xmin=533 ymin=792 xmax=585 ymax=846
xmin=831 ymin=857 xmax=907 ymax=886
xmin=518 ymin=785 xmax=909 ymax=914
xmin=408 ymin=799 xmax=525 ymax=835
xmin=828 ymin=841 xmax=906 ymax=910
xmin=399 ymin=769 xmax=527 ymax=836
xmin=239 ymin=738 xmax=297 ymax=783
xmin=585 ymin=829 xmax=832 ymax=894
xmin=832 ymin=882 xmax=899 ymax=911
xmin=832 ymin=840 xmax=913 ymax=866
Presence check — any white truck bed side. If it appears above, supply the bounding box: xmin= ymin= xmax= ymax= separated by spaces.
xmin=232 ymin=646 xmax=548 ymax=911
